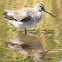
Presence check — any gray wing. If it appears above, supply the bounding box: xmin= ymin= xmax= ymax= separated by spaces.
xmin=3 ymin=12 xmax=31 ymax=22
xmin=4 ymin=9 xmax=31 ymax=22
xmin=13 ymin=9 xmax=32 ymax=22
xmin=15 ymin=16 xmax=31 ymax=22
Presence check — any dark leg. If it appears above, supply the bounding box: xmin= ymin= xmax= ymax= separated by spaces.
xmin=25 ymin=29 xmax=27 ymax=34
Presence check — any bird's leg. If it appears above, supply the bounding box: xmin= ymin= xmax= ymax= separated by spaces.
xmin=25 ymin=29 xmax=27 ymax=34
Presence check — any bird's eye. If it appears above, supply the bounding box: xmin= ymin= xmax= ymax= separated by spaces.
xmin=40 ymin=6 xmax=41 ymax=7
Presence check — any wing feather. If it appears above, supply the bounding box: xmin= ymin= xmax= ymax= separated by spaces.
xmin=4 ymin=8 xmax=33 ymax=22
xmin=13 ymin=8 xmax=32 ymax=22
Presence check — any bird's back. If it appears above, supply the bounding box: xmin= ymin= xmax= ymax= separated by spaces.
xmin=4 ymin=7 xmax=43 ymax=29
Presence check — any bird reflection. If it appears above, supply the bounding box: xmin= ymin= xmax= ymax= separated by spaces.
xmin=5 ymin=34 xmax=53 ymax=62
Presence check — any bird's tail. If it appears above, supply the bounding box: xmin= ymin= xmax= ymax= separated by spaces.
xmin=3 ymin=12 xmax=7 ymax=15
xmin=3 ymin=9 xmax=14 ymax=20
xmin=3 ymin=9 xmax=10 ymax=15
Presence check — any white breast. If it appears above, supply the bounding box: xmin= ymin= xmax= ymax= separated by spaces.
xmin=9 ymin=20 xmax=23 ymax=28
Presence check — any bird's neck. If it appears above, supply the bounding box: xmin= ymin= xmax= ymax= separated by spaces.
xmin=34 ymin=7 xmax=42 ymax=12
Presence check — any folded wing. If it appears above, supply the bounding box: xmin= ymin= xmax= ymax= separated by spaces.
xmin=3 ymin=9 xmax=31 ymax=22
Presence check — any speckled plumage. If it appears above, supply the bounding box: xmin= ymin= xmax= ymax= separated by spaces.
xmin=4 ymin=3 xmax=55 ymax=34
xmin=4 ymin=3 xmax=43 ymax=30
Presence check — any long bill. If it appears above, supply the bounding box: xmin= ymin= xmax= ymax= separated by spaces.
xmin=44 ymin=10 xmax=56 ymax=18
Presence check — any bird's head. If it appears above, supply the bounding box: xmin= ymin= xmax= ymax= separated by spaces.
xmin=34 ymin=3 xmax=55 ymax=18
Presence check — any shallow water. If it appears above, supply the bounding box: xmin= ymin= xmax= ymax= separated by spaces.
xmin=0 ymin=0 xmax=62 ymax=62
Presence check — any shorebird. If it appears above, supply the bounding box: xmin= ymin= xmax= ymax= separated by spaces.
xmin=3 ymin=3 xmax=55 ymax=34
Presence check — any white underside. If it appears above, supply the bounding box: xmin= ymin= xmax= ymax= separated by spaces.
xmin=9 ymin=20 xmax=40 ymax=29
xmin=9 ymin=20 xmax=23 ymax=28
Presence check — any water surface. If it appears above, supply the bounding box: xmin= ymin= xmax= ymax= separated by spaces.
xmin=0 ymin=0 xmax=62 ymax=62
